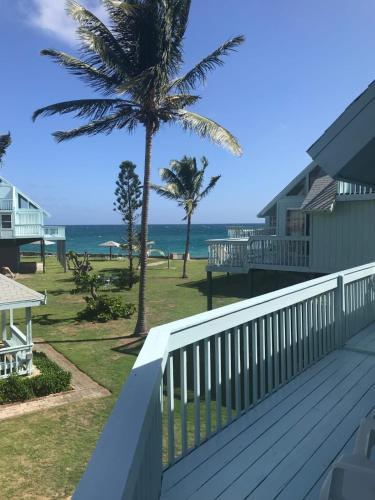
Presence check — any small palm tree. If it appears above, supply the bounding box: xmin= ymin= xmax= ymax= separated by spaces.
xmin=33 ymin=0 xmax=243 ymax=334
xmin=0 ymin=133 xmax=11 ymax=164
xmin=152 ymin=156 xmax=220 ymax=278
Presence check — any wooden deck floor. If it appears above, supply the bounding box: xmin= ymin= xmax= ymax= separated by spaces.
xmin=161 ymin=323 xmax=375 ymax=500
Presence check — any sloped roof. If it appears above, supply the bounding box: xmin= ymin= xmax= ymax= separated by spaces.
xmin=301 ymin=175 xmax=337 ymax=212
xmin=0 ymin=275 xmax=45 ymax=309
xmin=257 ymin=162 xmax=317 ymax=218
xmin=0 ymin=175 xmax=50 ymax=217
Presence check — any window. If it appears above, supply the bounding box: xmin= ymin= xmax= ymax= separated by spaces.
xmin=1 ymin=214 xmax=12 ymax=229
xmin=18 ymin=195 xmax=29 ymax=209
xmin=286 ymin=210 xmax=305 ymax=236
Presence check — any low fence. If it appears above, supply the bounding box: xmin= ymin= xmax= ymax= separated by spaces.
xmin=74 ymin=262 xmax=375 ymax=500
xmin=227 ymin=226 xmax=276 ymax=238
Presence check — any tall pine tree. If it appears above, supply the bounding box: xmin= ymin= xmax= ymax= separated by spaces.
xmin=114 ymin=161 xmax=142 ymax=285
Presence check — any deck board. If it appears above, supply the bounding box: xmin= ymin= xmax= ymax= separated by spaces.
xmin=161 ymin=324 xmax=375 ymax=500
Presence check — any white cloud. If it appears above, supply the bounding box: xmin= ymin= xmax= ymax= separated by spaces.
xmin=23 ymin=0 xmax=108 ymax=45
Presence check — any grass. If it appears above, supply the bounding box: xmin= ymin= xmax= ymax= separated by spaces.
xmin=0 ymin=256 xmax=247 ymax=498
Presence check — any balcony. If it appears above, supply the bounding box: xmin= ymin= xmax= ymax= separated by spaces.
xmin=227 ymin=226 xmax=276 ymax=238
xmin=43 ymin=225 xmax=65 ymax=240
xmin=0 ymin=199 xmax=13 ymax=211
xmin=337 ymin=181 xmax=375 ymax=197
xmin=74 ymin=262 xmax=375 ymax=499
xmin=207 ymin=236 xmax=310 ymax=273
xmin=0 ymin=225 xmax=65 ymax=240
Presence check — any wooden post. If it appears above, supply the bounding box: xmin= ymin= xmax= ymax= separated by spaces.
xmin=25 ymin=307 xmax=33 ymax=375
xmin=41 ymin=239 xmax=46 ymax=274
xmin=1 ymin=310 xmax=6 ymax=342
xmin=248 ymin=269 xmax=253 ymax=298
xmin=335 ymin=274 xmax=346 ymax=347
xmin=207 ymin=271 xmax=213 ymax=311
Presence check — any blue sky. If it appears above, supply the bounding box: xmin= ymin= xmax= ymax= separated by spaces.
xmin=1 ymin=0 xmax=375 ymax=225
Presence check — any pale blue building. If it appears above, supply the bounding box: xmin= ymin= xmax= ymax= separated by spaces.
xmin=0 ymin=176 xmax=66 ymax=272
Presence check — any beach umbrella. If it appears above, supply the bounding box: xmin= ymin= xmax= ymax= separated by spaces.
xmin=30 ymin=240 xmax=56 ymax=246
xmin=98 ymin=240 xmax=120 ymax=260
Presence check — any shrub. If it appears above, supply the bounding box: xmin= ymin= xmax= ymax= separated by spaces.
xmin=78 ymin=294 xmax=136 ymax=322
xmin=116 ymin=268 xmax=139 ymax=290
xmin=0 ymin=374 xmax=34 ymax=403
xmin=0 ymin=352 xmax=71 ymax=405
xmin=32 ymin=352 xmax=72 ymax=397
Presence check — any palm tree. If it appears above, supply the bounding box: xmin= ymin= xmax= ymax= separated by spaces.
xmin=33 ymin=0 xmax=243 ymax=334
xmin=0 ymin=133 xmax=11 ymax=164
xmin=152 ymin=156 xmax=220 ymax=278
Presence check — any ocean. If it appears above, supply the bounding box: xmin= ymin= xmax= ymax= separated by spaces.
xmin=28 ymin=224 xmax=263 ymax=258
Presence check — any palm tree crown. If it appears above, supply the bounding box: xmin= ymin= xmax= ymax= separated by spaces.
xmin=152 ymin=155 xmax=220 ymax=278
xmin=32 ymin=0 xmax=243 ymax=153
xmin=152 ymin=156 xmax=220 ymax=219
xmin=0 ymin=133 xmax=11 ymax=164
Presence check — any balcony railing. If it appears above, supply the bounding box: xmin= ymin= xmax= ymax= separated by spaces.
xmin=74 ymin=262 xmax=375 ymax=500
xmin=207 ymin=236 xmax=310 ymax=271
xmin=337 ymin=181 xmax=375 ymax=196
xmin=43 ymin=225 xmax=65 ymax=239
xmin=227 ymin=226 xmax=276 ymax=238
xmin=0 ymin=225 xmax=66 ymax=240
xmin=0 ymin=199 xmax=13 ymax=211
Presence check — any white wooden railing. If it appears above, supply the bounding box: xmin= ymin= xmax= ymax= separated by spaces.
xmin=75 ymin=262 xmax=375 ymax=500
xmin=14 ymin=224 xmax=43 ymax=237
xmin=0 ymin=199 xmax=13 ymax=210
xmin=207 ymin=236 xmax=310 ymax=271
xmin=337 ymin=181 xmax=375 ymax=196
xmin=227 ymin=226 xmax=276 ymax=238
xmin=208 ymin=239 xmax=249 ymax=270
xmin=43 ymin=225 xmax=66 ymax=239
xmin=249 ymin=236 xmax=310 ymax=269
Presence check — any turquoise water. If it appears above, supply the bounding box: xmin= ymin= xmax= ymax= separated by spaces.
xmin=24 ymin=224 xmax=263 ymax=258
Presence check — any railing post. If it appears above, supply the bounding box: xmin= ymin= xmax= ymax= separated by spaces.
xmin=335 ymin=274 xmax=346 ymax=347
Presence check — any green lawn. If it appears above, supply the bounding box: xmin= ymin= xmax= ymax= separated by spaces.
xmin=0 ymin=257 xmax=248 ymax=499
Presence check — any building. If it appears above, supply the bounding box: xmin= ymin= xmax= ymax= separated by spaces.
xmin=0 ymin=176 xmax=66 ymax=272
xmin=0 ymin=274 xmax=45 ymax=378
xmin=74 ymin=82 xmax=375 ymax=500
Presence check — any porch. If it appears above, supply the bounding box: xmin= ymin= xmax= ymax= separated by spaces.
xmin=207 ymin=235 xmax=310 ymax=273
xmin=0 ymin=275 xmax=45 ymax=378
xmin=74 ymin=261 xmax=375 ymax=500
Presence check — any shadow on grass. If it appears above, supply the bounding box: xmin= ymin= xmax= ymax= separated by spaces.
xmin=177 ymin=273 xmax=250 ymax=300
xmin=111 ymin=337 xmax=144 ymax=357
xmin=33 ymin=313 xmax=75 ymax=326
xmin=34 ymin=335 xmax=135 ymax=344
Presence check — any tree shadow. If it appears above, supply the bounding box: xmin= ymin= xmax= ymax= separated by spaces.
xmin=33 ymin=313 xmax=76 ymax=326
xmin=111 ymin=337 xmax=144 ymax=357
xmin=47 ymin=289 xmax=67 ymax=296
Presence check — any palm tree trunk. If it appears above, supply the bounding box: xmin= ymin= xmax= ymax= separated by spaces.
xmin=134 ymin=123 xmax=154 ymax=335
xmin=182 ymin=213 xmax=192 ymax=278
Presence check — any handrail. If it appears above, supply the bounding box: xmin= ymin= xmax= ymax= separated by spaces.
xmin=75 ymin=261 xmax=375 ymax=500
xmin=9 ymin=324 xmax=27 ymax=345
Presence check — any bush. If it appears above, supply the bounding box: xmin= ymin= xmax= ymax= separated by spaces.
xmin=0 ymin=374 xmax=34 ymax=403
xmin=78 ymin=294 xmax=136 ymax=322
xmin=32 ymin=352 xmax=72 ymax=397
xmin=0 ymin=352 xmax=71 ymax=405
xmin=116 ymin=268 xmax=139 ymax=290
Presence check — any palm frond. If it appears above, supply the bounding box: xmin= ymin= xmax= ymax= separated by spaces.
xmin=151 ymin=183 xmax=181 ymax=201
xmin=32 ymin=98 xmax=134 ymax=122
xmin=162 ymin=94 xmax=200 ymax=109
xmin=169 ymin=35 xmax=245 ymax=92
xmin=52 ymin=108 xmax=138 ymax=142
xmin=40 ymin=49 xmax=119 ymax=94
xmin=175 ymin=110 xmax=242 ymax=156
xmin=199 ymin=175 xmax=221 ymax=200
xmin=0 ymin=133 xmax=11 ymax=164
xmin=158 ymin=167 xmax=184 ymax=193
xmin=66 ymin=0 xmax=132 ymax=76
